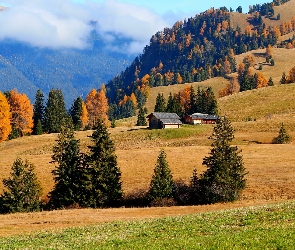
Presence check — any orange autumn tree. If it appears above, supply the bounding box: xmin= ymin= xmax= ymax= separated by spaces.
xmin=9 ymin=89 xmax=34 ymax=136
xmin=219 ymin=78 xmax=240 ymax=97
xmin=255 ymin=72 xmax=269 ymax=88
xmin=288 ymin=66 xmax=295 ymax=83
xmin=85 ymin=88 xmax=110 ymax=128
xmin=0 ymin=91 xmax=12 ymax=142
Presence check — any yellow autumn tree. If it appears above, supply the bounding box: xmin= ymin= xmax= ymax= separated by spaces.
xmin=129 ymin=93 xmax=138 ymax=108
xmin=80 ymin=100 xmax=89 ymax=130
xmin=96 ymin=89 xmax=110 ymax=127
xmin=9 ymin=89 xmax=34 ymax=136
xmin=85 ymin=89 xmax=98 ymax=128
xmin=0 ymin=92 xmax=12 ymax=142
xmin=85 ymin=88 xmax=110 ymax=128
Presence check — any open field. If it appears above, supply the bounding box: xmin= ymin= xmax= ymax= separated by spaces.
xmin=0 ymin=121 xmax=295 ymax=236
xmin=0 ymin=201 xmax=294 ymax=249
xmin=1 ymin=48 xmax=295 ymax=238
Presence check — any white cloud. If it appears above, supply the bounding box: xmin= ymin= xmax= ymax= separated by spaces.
xmin=0 ymin=0 xmax=171 ymax=54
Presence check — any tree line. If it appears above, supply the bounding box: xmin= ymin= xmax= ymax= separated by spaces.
xmin=0 ymin=117 xmax=248 ymax=213
xmin=154 ymin=86 xmax=218 ymax=117
xmin=0 ymin=86 xmax=111 ymax=142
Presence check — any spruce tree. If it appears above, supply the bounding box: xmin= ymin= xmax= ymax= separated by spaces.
xmin=272 ymin=123 xmax=291 ymax=144
xmin=70 ymin=96 xmax=83 ymax=131
xmin=33 ymin=89 xmax=45 ymax=135
xmin=189 ymin=167 xmax=200 ymax=204
xmin=48 ymin=118 xmax=83 ymax=209
xmin=0 ymin=158 xmax=42 ymax=213
xmin=44 ymin=89 xmax=67 ymax=133
xmin=87 ymin=119 xmax=122 ymax=207
xmin=148 ymin=149 xmax=175 ymax=203
xmin=136 ymin=106 xmax=147 ymax=126
xmin=154 ymin=93 xmax=166 ymax=112
xmin=200 ymin=116 xmax=246 ymax=203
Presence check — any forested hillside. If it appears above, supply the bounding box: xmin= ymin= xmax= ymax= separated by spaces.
xmin=105 ymin=0 xmax=295 ymax=118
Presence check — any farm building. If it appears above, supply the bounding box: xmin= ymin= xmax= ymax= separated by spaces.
xmin=184 ymin=113 xmax=218 ymax=125
xmin=146 ymin=112 xmax=182 ymax=129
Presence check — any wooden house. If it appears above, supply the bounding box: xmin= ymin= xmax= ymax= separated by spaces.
xmin=184 ymin=113 xmax=218 ymax=125
xmin=146 ymin=112 xmax=182 ymax=129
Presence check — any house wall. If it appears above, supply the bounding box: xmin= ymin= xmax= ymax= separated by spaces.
xmin=163 ymin=124 xmax=180 ymax=129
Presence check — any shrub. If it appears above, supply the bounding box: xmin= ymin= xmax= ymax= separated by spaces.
xmin=272 ymin=123 xmax=291 ymax=144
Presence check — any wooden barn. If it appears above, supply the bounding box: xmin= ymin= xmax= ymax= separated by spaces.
xmin=184 ymin=113 xmax=218 ymax=125
xmin=146 ymin=112 xmax=182 ymax=129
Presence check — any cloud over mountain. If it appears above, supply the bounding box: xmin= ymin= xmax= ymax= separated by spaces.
xmin=0 ymin=0 xmax=171 ymax=54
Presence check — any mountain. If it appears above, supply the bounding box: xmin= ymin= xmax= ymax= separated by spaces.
xmin=105 ymin=0 xmax=295 ymax=118
xmin=0 ymin=31 xmax=133 ymax=107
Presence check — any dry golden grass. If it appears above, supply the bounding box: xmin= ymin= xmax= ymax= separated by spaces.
xmin=0 ymin=127 xmax=295 ymax=236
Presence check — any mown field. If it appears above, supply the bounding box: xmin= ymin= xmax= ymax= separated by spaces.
xmin=0 ymin=201 xmax=294 ymax=249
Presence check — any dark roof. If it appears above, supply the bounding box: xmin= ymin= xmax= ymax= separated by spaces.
xmin=147 ymin=112 xmax=181 ymax=119
xmin=147 ymin=112 xmax=182 ymax=125
xmin=189 ymin=113 xmax=218 ymax=120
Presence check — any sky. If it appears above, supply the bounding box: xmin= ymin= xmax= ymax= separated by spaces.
xmin=0 ymin=0 xmax=253 ymax=54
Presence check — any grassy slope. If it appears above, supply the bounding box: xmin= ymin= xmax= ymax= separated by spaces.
xmin=0 ymin=201 xmax=294 ymax=249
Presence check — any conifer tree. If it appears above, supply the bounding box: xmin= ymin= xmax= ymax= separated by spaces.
xmin=0 ymin=91 xmax=12 ymax=142
xmin=136 ymin=106 xmax=147 ymax=126
xmin=48 ymin=118 xmax=83 ymax=209
xmin=189 ymin=167 xmax=200 ymax=204
xmin=272 ymin=123 xmax=291 ymax=144
xmin=0 ymin=158 xmax=42 ymax=213
xmin=148 ymin=149 xmax=175 ymax=202
xmin=87 ymin=119 xmax=122 ymax=207
xmin=200 ymin=116 xmax=246 ymax=203
xmin=70 ymin=96 xmax=83 ymax=131
xmin=33 ymin=89 xmax=45 ymax=135
xmin=44 ymin=89 xmax=67 ymax=133
xmin=280 ymin=72 xmax=288 ymax=84
xmin=154 ymin=93 xmax=166 ymax=112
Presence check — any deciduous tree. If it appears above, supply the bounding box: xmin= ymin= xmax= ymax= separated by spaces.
xmin=9 ymin=89 xmax=34 ymax=136
xmin=0 ymin=92 xmax=12 ymax=142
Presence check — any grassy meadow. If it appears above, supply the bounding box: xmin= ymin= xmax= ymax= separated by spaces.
xmin=0 ymin=47 xmax=295 ymax=243
xmin=0 ymin=201 xmax=294 ymax=249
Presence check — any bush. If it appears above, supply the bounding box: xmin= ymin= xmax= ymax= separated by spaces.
xmin=272 ymin=123 xmax=291 ymax=144
xmin=123 ymin=189 xmax=149 ymax=207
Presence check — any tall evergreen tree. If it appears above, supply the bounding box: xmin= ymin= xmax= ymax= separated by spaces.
xmin=148 ymin=149 xmax=175 ymax=202
xmin=0 ymin=158 xmax=42 ymax=213
xmin=200 ymin=116 xmax=246 ymax=203
xmin=70 ymin=96 xmax=83 ymax=131
xmin=166 ymin=93 xmax=182 ymax=116
xmin=154 ymin=93 xmax=166 ymax=112
xmin=33 ymin=89 xmax=45 ymax=135
xmin=189 ymin=167 xmax=200 ymax=204
xmin=204 ymin=87 xmax=218 ymax=115
xmin=44 ymin=89 xmax=67 ymax=133
xmin=136 ymin=106 xmax=147 ymax=126
xmin=87 ymin=119 xmax=122 ymax=207
xmin=48 ymin=118 xmax=83 ymax=209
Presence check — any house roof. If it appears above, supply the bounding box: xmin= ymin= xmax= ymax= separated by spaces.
xmin=147 ymin=112 xmax=181 ymax=119
xmin=189 ymin=113 xmax=218 ymax=120
xmin=147 ymin=112 xmax=182 ymax=125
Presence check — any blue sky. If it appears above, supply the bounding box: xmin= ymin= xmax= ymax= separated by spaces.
xmin=0 ymin=0 xmax=255 ymax=54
